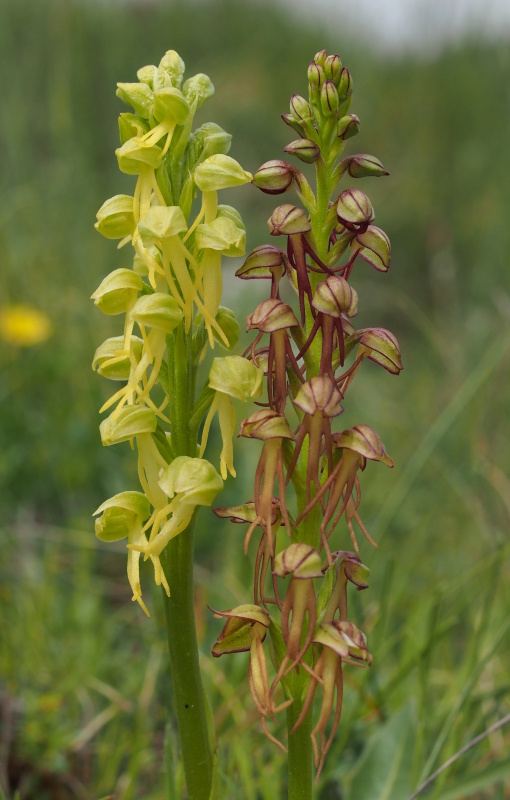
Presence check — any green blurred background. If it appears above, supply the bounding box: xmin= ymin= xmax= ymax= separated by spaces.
xmin=1 ymin=0 xmax=509 ymax=798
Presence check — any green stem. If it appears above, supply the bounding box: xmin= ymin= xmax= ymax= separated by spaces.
xmin=161 ymin=322 xmax=214 ymax=800
xmin=161 ymin=525 xmax=213 ymax=800
xmin=286 ymin=693 xmax=314 ymax=800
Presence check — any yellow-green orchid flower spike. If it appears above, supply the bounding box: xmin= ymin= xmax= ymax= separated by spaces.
xmin=200 ymin=356 xmax=264 ymax=479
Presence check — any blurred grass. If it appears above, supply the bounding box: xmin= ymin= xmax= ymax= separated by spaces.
xmin=0 ymin=0 xmax=509 ymax=797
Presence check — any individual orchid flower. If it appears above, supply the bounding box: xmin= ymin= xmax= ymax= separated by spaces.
xmin=239 ymin=410 xmax=295 ymax=604
xmin=133 ymin=456 xmax=223 ymax=562
xmin=211 ymin=604 xmax=292 ymax=751
xmin=93 ymin=491 xmax=166 ymax=615
xmin=338 ymin=326 xmax=403 ymax=393
xmin=199 ymin=356 xmax=263 ymax=479
xmin=246 ymin=298 xmax=302 ymax=413
xmin=98 ymin=292 xmax=183 ymax=417
xmin=291 ymin=619 xmax=371 ymax=778
xmin=236 ymin=244 xmax=289 ymax=300
xmin=297 ymin=424 xmax=393 ymax=559
xmin=194 ymin=205 xmax=246 ymax=323
xmin=286 ymin=376 xmax=344 ymax=504
xmin=213 ymin=498 xmax=285 ymax=606
xmin=271 ymin=543 xmax=323 ymax=687
xmin=297 ymin=274 xmax=358 ymax=374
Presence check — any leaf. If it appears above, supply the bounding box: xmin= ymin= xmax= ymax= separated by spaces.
xmin=433 ymin=759 xmax=510 ymax=800
xmin=346 ymin=703 xmax=416 ymax=800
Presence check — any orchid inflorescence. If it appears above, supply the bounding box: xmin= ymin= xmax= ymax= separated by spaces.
xmin=91 ymin=50 xmax=258 ymax=615
xmin=211 ymin=49 xmax=402 ymax=776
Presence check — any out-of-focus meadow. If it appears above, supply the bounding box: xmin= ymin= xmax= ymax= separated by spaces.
xmin=1 ymin=0 xmax=509 ymax=797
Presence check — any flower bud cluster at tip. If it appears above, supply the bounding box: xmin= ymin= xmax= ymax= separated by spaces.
xmin=211 ymin=50 xmax=401 ymax=768
xmin=92 ymin=50 xmax=254 ymax=615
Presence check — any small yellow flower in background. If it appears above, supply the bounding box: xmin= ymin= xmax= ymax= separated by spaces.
xmin=0 ymin=305 xmax=52 ymax=347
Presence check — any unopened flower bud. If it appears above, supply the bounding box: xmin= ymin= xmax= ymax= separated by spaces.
xmin=194 ymin=154 xmax=252 ymax=191
xmin=252 ymin=160 xmax=294 ymax=195
xmin=284 ymin=139 xmax=320 ymax=164
xmin=290 ymin=94 xmax=313 ymax=123
xmin=136 ymin=65 xmax=156 ymax=88
xmin=182 ymin=73 xmax=214 ymax=108
xmin=268 ymin=204 xmax=310 ymax=236
xmin=94 ymin=195 xmax=135 ymax=239
xmin=239 ymin=409 xmax=294 ymax=440
xmin=337 ymin=68 xmax=353 ymax=102
xmin=213 ymin=307 xmax=240 ymax=350
xmin=321 ymin=80 xmax=339 ymax=117
xmin=155 ymin=50 xmax=185 ymax=90
xmin=91 ymin=268 xmax=143 ymax=315
xmin=336 ymin=188 xmax=375 ymax=231
xmin=314 ymin=49 xmax=327 ymax=68
xmin=116 ymin=82 xmax=154 ymax=119
xmin=159 ymin=456 xmax=223 ymax=505
xmin=312 ymin=275 xmax=358 ymax=318
xmin=344 ymin=153 xmax=389 ymax=179
xmin=100 ymin=406 xmax=157 ymax=446
xmin=92 ymin=335 xmax=144 ymax=380
xmin=247 ymin=298 xmax=299 ymax=333
xmin=274 ymin=543 xmax=322 ymax=579
xmin=324 ymin=54 xmax=342 ymax=84
xmin=337 ymin=114 xmax=360 ymax=140
xmin=307 ymin=60 xmax=324 ymax=89
xmin=293 ymin=376 xmax=343 ymax=417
